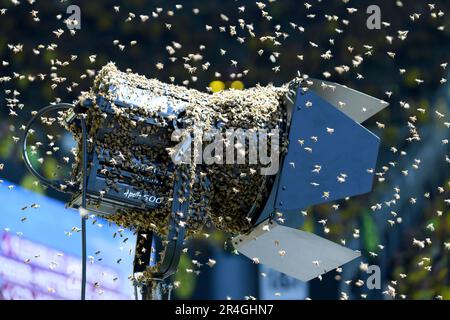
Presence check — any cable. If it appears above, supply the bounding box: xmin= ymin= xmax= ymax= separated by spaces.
xmin=22 ymin=103 xmax=88 ymax=300
xmin=80 ymin=116 xmax=88 ymax=300
xmin=22 ymin=103 xmax=75 ymax=193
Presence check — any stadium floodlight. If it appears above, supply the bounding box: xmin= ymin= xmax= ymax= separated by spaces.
xmin=22 ymin=63 xmax=387 ymax=299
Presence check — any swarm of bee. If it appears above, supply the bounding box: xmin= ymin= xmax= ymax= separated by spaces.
xmin=68 ymin=63 xmax=292 ymax=236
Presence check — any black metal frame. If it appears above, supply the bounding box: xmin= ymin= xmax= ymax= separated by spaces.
xmin=132 ymin=170 xmax=190 ymax=300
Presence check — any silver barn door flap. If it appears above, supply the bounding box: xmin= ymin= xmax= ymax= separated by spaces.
xmin=233 ymin=221 xmax=360 ymax=282
xmin=307 ymin=79 xmax=389 ymax=123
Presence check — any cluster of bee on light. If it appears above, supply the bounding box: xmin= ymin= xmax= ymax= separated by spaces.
xmin=67 ymin=63 xmax=295 ymax=240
